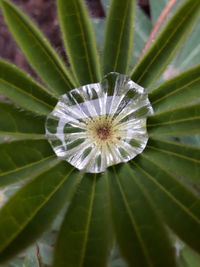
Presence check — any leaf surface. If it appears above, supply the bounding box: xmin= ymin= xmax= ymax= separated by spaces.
xmin=149 ymin=65 xmax=200 ymax=113
xmin=0 ymin=60 xmax=57 ymax=115
xmin=180 ymin=246 xmax=200 ymax=267
xmin=0 ymin=139 xmax=55 ymax=187
xmin=92 ymin=5 xmax=151 ymax=67
xmin=132 ymin=154 xmax=200 ymax=254
xmin=179 ymin=134 xmax=200 ymax=148
xmin=149 ymin=0 xmax=181 ymax=26
xmin=0 ymin=161 xmax=76 ymax=255
xmin=149 ymin=0 xmax=167 ymax=25
xmin=131 ymin=0 xmax=200 ymax=88
xmin=146 ymin=138 xmax=200 ymax=184
xmin=108 ymin=165 xmax=176 ymax=267
xmin=0 ymin=169 xmax=81 ymax=262
xmin=57 ymin=0 xmax=101 ymax=85
xmin=0 ymin=103 xmax=45 ymax=139
xmin=92 ymin=18 xmax=105 ymax=50
xmin=132 ymin=5 xmax=151 ymax=65
xmin=173 ymin=17 xmax=200 ymax=73
xmin=53 ymin=173 xmax=111 ymax=267
xmin=148 ymin=103 xmax=200 ymax=136
xmin=102 ymin=0 xmax=136 ymax=74
xmin=1 ymin=0 xmax=75 ymax=95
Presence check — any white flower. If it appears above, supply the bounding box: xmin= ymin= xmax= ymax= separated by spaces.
xmin=46 ymin=72 xmax=153 ymax=173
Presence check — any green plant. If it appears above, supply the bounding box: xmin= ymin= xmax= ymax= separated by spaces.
xmin=0 ymin=0 xmax=200 ymax=266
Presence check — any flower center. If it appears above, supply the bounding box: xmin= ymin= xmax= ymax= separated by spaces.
xmin=96 ymin=125 xmax=111 ymax=140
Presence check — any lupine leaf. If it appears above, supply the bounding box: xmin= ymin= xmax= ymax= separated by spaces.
xmin=149 ymin=0 xmax=181 ymax=26
xmin=131 ymin=0 xmax=200 ymax=88
xmin=179 ymin=134 xmax=200 ymax=148
xmin=0 ymin=170 xmax=81 ymax=262
xmin=57 ymin=0 xmax=101 ymax=85
xmin=149 ymin=0 xmax=167 ymax=25
xmin=180 ymin=246 xmax=200 ymax=267
xmin=92 ymin=18 xmax=105 ymax=50
xmin=108 ymin=165 xmax=176 ymax=267
xmin=0 ymin=161 xmax=76 ymax=255
xmin=148 ymin=103 xmax=200 ymax=136
xmin=149 ymin=65 xmax=200 ymax=113
xmin=0 ymin=103 xmax=45 ymax=139
xmin=173 ymin=17 xmax=200 ymax=73
xmin=149 ymin=1 xmax=200 ymax=80
xmin=93 ymin=4 xmax=151 ymax=67
xmin=132 ymin=154 xmax=200 ymax=254
xmin=0 ymin=60 xmax=57 ymax=115
xmin=102 ymin=0 xmax=136 ymax=74
xmin=145 ymin=138 xmax=200 ymax=184
xmin=53 ymin=173 xmax=111 ymax=267
xmin=132 ymin=5 xmax=151 ymax=66
xmin=0 ymin=140 xmax=56 ymax=187
xmin=0 ymin=0 xmax=75 ymax=95
xmin=0 ymin=157 xmax=56 ymax=188
xmin=101 ymin=0 xmax=110 ymax=13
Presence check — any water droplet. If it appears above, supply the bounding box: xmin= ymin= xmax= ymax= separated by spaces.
xmin=0 ymin=189 xmax=6 ymax=208
xmin=45 ymin=72 xmax=153 ymax=173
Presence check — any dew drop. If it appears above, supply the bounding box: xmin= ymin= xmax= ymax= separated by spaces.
xmin=45 ymin=72 xmax=153 ymax=173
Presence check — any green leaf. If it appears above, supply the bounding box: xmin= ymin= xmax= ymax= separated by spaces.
xmin=108 ymin=165 xmax=176 ymax=267
xmin=53 ymin=173 xmax=111 ymax=267
xmin=0 ymin=103 xmax=45 ymax=139
xmin=0 ymin=161 xmax=76 ymax=256
xmin=149 ymin=0 xmax=181 ymax=26
xmin=149 ymin=65 xmax=200 ymax=113
xmin=0 ymin=157 xmax=56 ymax=188
xmin=130 ymin=0 xmax=200 ymax=88
xmin=146 ymin=138 xmax=200 ymax=184
xmin=131 ymin=5 xmax=151 ymax=66
xmin=57 ymin=0 xmax=101 ymax=85
xmin=0 ymin=257 xmax=23 ymax=267
xmin=132 ymin=154 xmax=200 ymax=254
xmin=92 ymin=5 xmax=151 ymax=67
xmin=0 ymin=0 xmax=75 ymax=95
xmin=173 ymin=17 xmax=200 ymax=73
xmin=180 ymin=246 xmax=200 ymax=267
xmin=101 ymin=0 xmax=110 ymax=13
xmin=0 ymin=169 xmax=81 ymax=262
xmin=149 ymin=0 xmax=167 ymax=25
xmin=148 ymin=103 xmax=200 ymax=136
xmin=179 ymin=134 xmax=200 ymax=148
xmin=92 ymin=18 xmax=105 ymax=50
xmin=0 ymin=139 xmax=56 ymax=187
xmin=0 ymin=60 xmax=57 ymax=115
xmin=102 ymin=0 xmax=136 ymax=74
xmin=149 ymin=4 xmax=200 ymax=83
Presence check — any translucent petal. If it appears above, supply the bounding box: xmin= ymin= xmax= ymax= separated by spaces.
xmin=45 ymin=72 xmax=153 ymax=173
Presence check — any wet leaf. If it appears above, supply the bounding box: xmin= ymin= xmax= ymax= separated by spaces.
xmin=131 ymin=0 xmax=200 ymax=88
xmin=1 ymin=0 xmax=75 ymax=95
xmin=132 ymin=154 xmax=200 ymax=254
xmin=102 ymin=0 xmax=136 ymax=74
xmin=53 ymin=173 xmax=111 ymax=267
xmin=0 ymin=60 xmax=57 ymax=115
xmin=148 ymin=103 xmax=200 ymax=136
xmin=0 ymin=162 xmax=77 ymax=259
xmin=108 ymin=165 xmax=176 ymax=267
xmin=57 ymin=0 xmax=101 ymax=85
